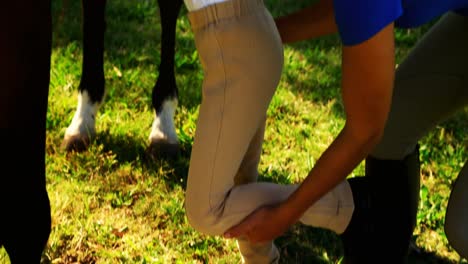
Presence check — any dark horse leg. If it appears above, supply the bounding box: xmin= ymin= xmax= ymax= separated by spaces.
xmin=147 ymin=0 xmax=183 ymax=159
xmin=0 ymin=1 xmax=52 ymax=263
xmin=62 ymin=0 xmax=106 ymax=152
xmin=62 ymin=0 xmax=184 ymax=160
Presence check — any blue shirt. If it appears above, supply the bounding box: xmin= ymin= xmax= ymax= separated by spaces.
xmin=334 ymin=0 xmax=468 ymax=46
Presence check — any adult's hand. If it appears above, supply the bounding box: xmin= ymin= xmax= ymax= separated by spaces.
xmin=223 ymin=203 xmax=296 ymax=244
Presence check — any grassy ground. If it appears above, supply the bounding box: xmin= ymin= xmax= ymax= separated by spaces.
xmin=1 ymin=0 xmax=467 ymax=263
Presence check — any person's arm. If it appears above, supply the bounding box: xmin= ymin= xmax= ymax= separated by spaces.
xmin=279 ymin=22 xmax=396 ymax=225
xmin=224 ymin=22 xmax=396 ymax=243
xmin=274 ymin=0 xmax=337 ymax=43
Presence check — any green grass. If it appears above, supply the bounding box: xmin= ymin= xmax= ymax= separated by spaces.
xmin=1 ymin=0 xmax=467 ymax=263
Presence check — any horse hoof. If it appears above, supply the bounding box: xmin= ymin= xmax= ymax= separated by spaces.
xmin=61 ymin=135 xmax=91 ymax=152
xmin=146 ymin=140 xmax=179 ymax=161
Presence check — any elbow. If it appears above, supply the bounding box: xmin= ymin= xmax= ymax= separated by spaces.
xmin=367 ymin=127 xmax=385 ymax=150
xmin=365 ymin=123 xmax=385 ymax=147
xmin=345 ymin=121 xmax=386 ymax=151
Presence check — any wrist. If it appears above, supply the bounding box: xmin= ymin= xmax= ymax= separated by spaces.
xmin=278 ymin=199 xmax=305 ymax=225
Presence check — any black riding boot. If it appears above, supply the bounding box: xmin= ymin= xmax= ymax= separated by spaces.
xmin=341 ymin=145 xmax=421 ymax=264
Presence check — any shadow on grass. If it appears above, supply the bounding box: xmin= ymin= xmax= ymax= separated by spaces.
xmin=141 ymin=139 xmax=193 ymax=191
xmin=92 ymin=130 xmax=192 ymax=190
xmin=96 ymin=130 xmax=147 ymax=163
xmin=277 ymin=225 xmax=343 ymax=264
xmin=275 ymin=224 xmax=459 ymax=264
xmin=408 ymin=250 xmax=460 ymax=264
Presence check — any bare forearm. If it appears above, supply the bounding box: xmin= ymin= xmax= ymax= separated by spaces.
xmin=274 ymin=0 xmax=337 ymax=44
xmin=280 ymin=126 xmax=381 ymax=221
xmin=279 ymin=23 xmax=396 ymax=222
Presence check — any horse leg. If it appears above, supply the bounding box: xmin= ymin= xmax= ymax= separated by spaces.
xmin=0 ymin=1 xmax=52 ymax=262
xmin=147 ymin=0 xmax=183 ymax=159
xmin=62 ymin=0 xmax=107 ymax=152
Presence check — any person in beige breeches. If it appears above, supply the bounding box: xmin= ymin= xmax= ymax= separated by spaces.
xmin=183 ymin=0 xmax=355 ymax=263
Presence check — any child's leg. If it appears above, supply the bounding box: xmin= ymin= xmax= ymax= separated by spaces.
xmin=234 ymin=119 xmax=280 ymax=262
xmin=233 ymin=116 xmax=266 ymax=187
xmin=185 ymin=3 xmax=285 ymax=263
xmin=184 ymin=0 xmax=354 ymax=256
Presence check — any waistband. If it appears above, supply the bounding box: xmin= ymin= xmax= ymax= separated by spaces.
xmin=188 ymin=0 xmax=265 ymax=31
xmin=184 ymin=0 xmax=230 ymax=12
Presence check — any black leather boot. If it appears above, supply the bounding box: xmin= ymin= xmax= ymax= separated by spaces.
xmin=341 ymin=145 xmax=421 ymax=263
xmin=340 ymin=176 xmax=375 ymax=264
